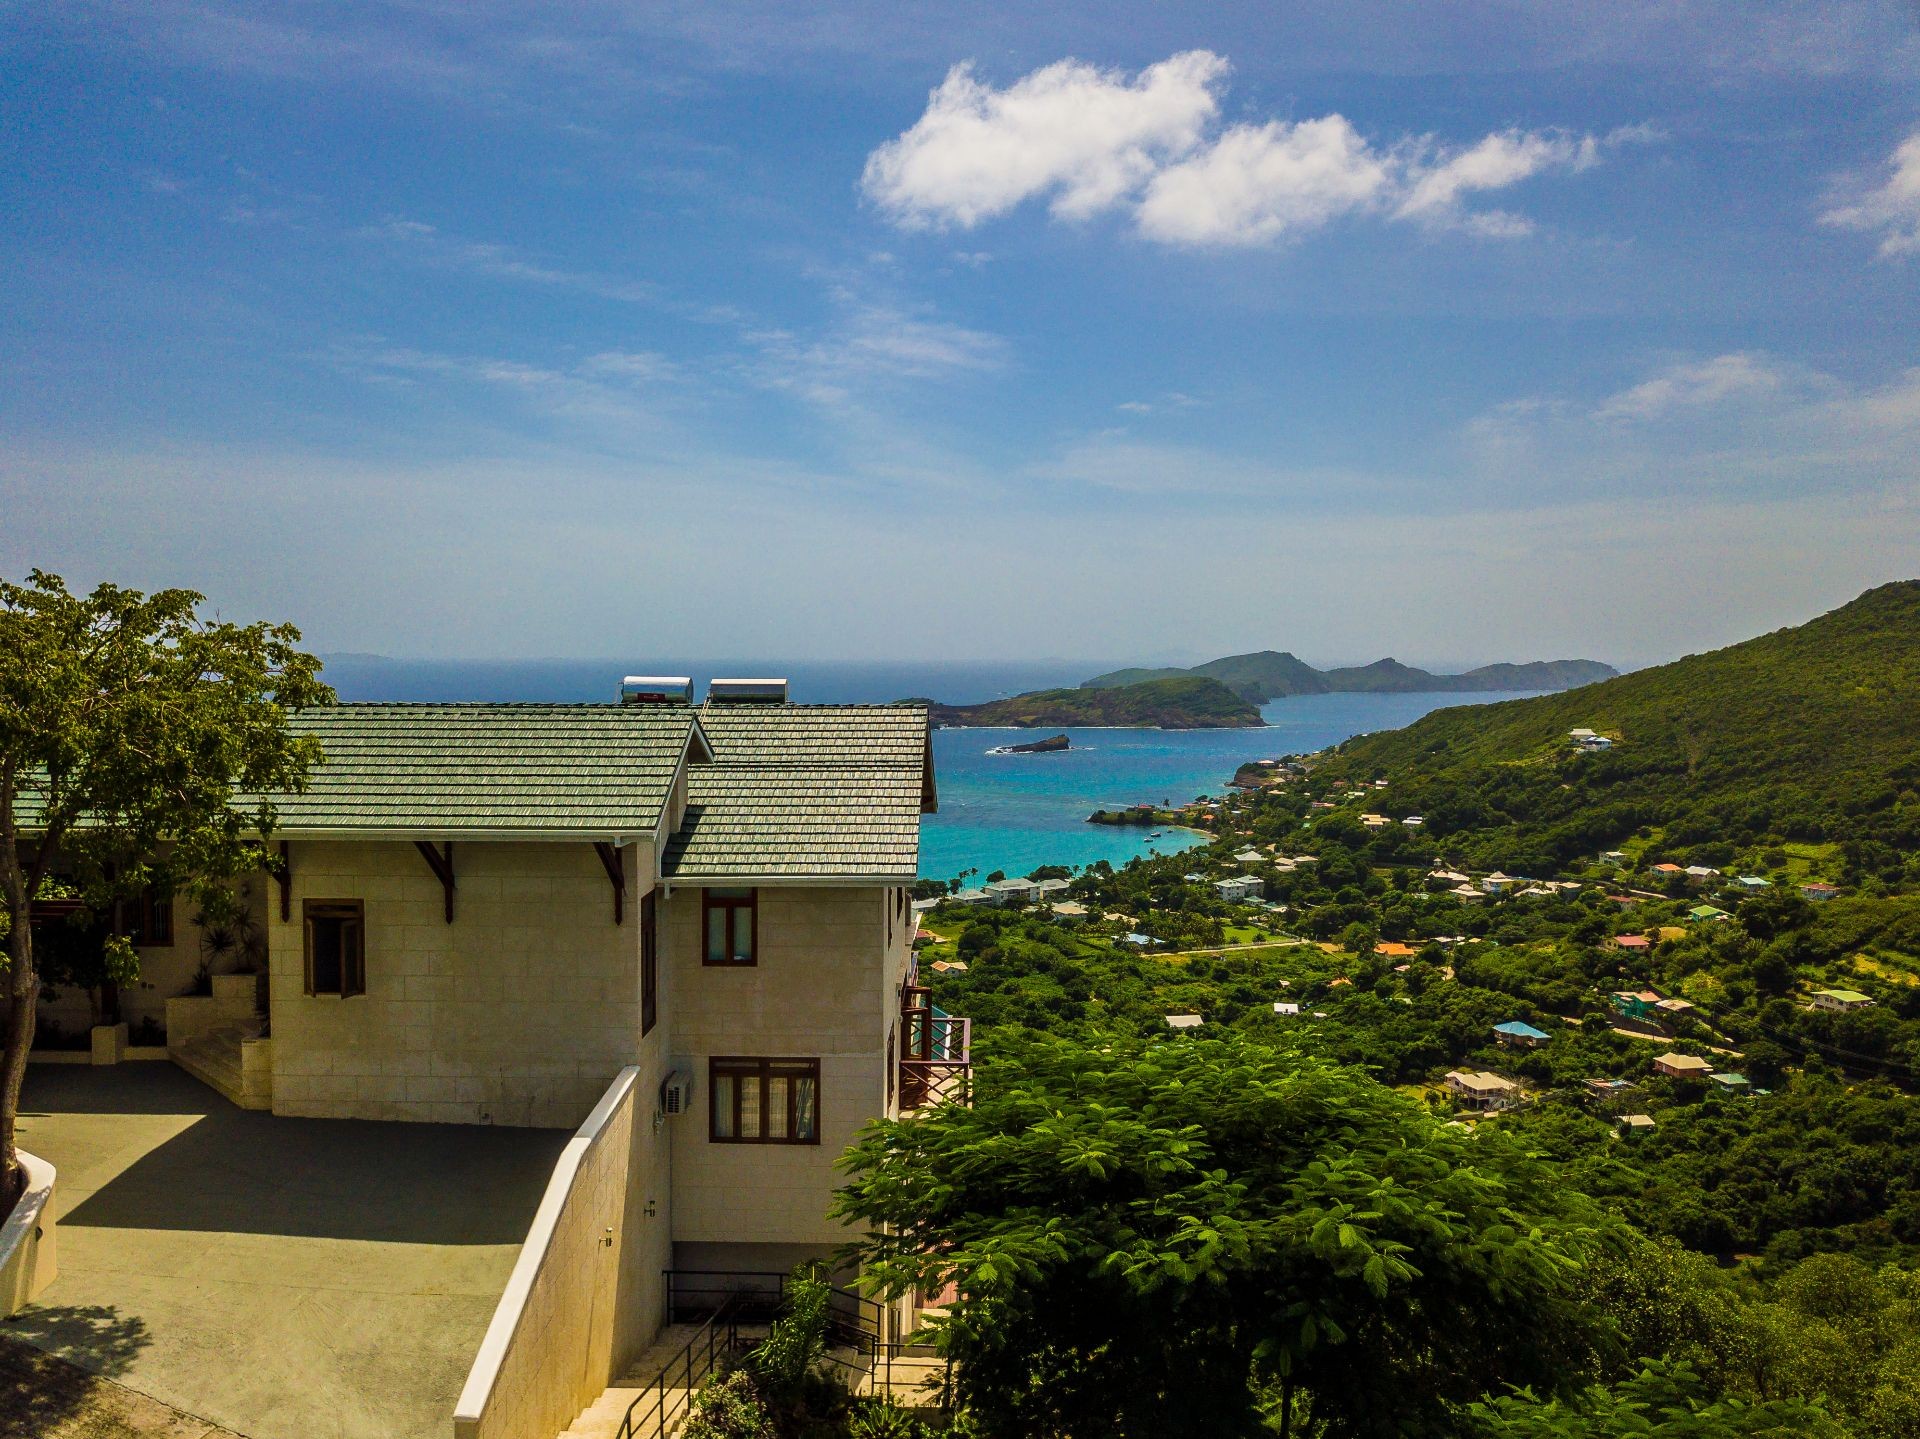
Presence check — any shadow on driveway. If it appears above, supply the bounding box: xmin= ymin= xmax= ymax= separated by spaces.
xmin=15 ymin=1063 xmax=573 ymax=1439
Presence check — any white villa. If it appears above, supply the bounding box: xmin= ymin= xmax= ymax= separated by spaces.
xmin=29 ymin=679 xmax=956 ymax=1439
xmin=1214 ymin=874 xmax=1264 ymax=904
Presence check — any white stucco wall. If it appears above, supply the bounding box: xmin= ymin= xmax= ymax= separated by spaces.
xmin=452 ymin=1065 xmax=675 ymax=1439
xmin=666 ymin=884 xmax=907 ymax=1254
xmin=266 ymin=839 xmax=654 ymax=1128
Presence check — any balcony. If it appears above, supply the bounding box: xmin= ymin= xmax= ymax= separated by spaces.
xmin=899 ymin=979 xmax=972 ymax=1111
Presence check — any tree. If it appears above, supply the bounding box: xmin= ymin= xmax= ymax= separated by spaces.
xmin=833 ymin=1032 xmax=1615 ymax=1439
xmin=0 ymin=571 xmax=329 ymax=1197
xmin=1465 ymin=1359 xmax=1845 ymax=1438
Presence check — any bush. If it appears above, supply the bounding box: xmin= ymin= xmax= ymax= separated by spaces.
xmin=681 ymin=1371 xmax=775 ymax=1439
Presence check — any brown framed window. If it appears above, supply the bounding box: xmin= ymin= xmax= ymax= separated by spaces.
xmin=709 ymin=1057 xmax=819 ymax=1144
xmin=304 ymin=900 xmax=366 ymax=997
xmin=702 ymin=887 xmax=757 ymax=966
xmin=641 ymin=890 xmax=659 ymax=1037
xmin=129 ymin=888 xmax=173 ymax=947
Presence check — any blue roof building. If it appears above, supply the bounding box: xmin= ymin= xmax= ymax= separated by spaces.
xmin=1493 ymin=1020 xmax=1551 ymax=1049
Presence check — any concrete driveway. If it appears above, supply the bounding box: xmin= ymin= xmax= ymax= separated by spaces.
xmin=13 ymin=1065 xmax=568 ymax=1439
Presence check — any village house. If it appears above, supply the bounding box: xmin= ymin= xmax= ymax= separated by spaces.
xmin=1610 ymin=989 xmax=1663 ymax=1020
xmin=1214 ymin=875 xmax=1265 ymax=904
xmin=1612 ymin=934 xmax=1652 ymax=952
xmin=1450 ymin=883 xmax=1488 ymax=905
xmin=30 ymin=678 xmax=954 ymax=1437
xmin=1493 ymin=1021 xmax=1550 ymax=1050
xmin=1480 ymin=872 xmax=1519 ymax=895
xmin=1615 ymin=1114 xmax=1657 ymax=1136
xmin=1048 ymin=899 xmax=1089 ymax=923
xmin=1444 ymin=1070 xmax=1521 ymax=1112
xmin=985 ymin=875 xmax=1038 ymax=905
xmin=1165 ymin=1013 xmax=1204 ymax=1030
xmin=1733 ymin=874 xmax=1771 ymax=890
xmin=1809 ymin=988 xmax=1874 ymax=1012
xmin=1803 ymin=882 xmax=1840 ymax=901
xmin=1654 ymin=1052 xmax=1715 ymax=1079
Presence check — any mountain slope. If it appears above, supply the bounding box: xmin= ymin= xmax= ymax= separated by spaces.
xmin=929 ymin=676 xmax=1263 ymax=729
xmin=1319 ymin=582 xmax=1920 ymax=871
xmin=1084 ymin=652 xmax=1615 ymax=703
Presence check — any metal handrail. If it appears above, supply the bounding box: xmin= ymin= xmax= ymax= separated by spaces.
xmin=647 ymin=1269 xmax=952 ymax=1416
xmin=616 ymin=1294 xmax=741 ymax=1439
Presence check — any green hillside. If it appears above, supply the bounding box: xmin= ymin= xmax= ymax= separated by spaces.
xmin=930 ymin=675 xmax=1262 ymax=729
xmin=1321 ymin=581 xmax=1920 ymax=874
xmin=1085 ymin=650 xmax=1614 ymax=703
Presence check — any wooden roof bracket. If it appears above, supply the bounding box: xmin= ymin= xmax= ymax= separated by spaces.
xmin=594 ymin=842 xmax=626 ymax=925
xmin=415 ymin=840 xmax=455 ymax=923
xmin=275 ymin=840 xmax=292 ymax=922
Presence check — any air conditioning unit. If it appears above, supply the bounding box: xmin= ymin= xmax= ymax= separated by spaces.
xmin=660 ymin=1069 xmax=693 ymax=1117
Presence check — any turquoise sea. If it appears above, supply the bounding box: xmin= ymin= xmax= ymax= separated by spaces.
xmin=922 ymin=691 xmax=1542 ymax=882
xmin=317 ymin=655 xmax=1538 ymax=883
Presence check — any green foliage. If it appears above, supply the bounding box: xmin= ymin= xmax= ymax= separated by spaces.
xmin=0 ymin=569 xmax=331 ymax=1175
xmin=748 ymin=1269 xmax=832 ymax=1398
xmin=1318 ymin=581 xmax=1920 ymax=877
xmin=1466 ymin=1359 xmax=1846 ymax=1438
xmin=681 ymin=1371 xmax=777 ymax=1439
xmin=834 ymin=1031 xmax=1614 ymax=1439
xmin=844 ymin=1397 xmax=933 ymax=1439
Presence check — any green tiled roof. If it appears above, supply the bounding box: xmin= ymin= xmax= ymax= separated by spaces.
xmin=664 ymin=704 xmax=934 ymax=881
xmin=265 ymin=704 xmax=707 ymax=837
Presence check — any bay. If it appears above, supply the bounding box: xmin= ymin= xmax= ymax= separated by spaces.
xmin=923 ymin=690 xmax=1544 ymax=883
xmin=315 ymin=655 xmax=1541 ymax=883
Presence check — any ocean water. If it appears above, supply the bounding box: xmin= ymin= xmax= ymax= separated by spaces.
xmin=923 ymin=691 xmax=1542 ymax=883
xmin=317 ymin=656 xmax=1537 ymax=883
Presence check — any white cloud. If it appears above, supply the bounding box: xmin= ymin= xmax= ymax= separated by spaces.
xmin=745 ymin=305 xmax=1006 ymax=406
xmin=1822 ymin=130 xmax=1920 ymax=258
xmin=1592 ymin=352 xmax=1786 ymax=420
xmin=1464 ymin=353 xmax=1920 ymax=507
xmin=865 ymin=51 xmax=1644 ymax=247
xmin=861 ymin=51 xmax=1227 ymax=228
xmin=1393 ymin=129 xmax=1598 ymax=236
xmin=1136 ymin=116 xmax=1392 ymax=245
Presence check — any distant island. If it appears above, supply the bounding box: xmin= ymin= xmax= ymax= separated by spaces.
xmin=921 ymin=676 xmax=1263 ymax=730
xmin=990 ymin=733 xmax=1072 ymax=754
xmin=1082 ymin=651 xmax=1617 ymax=704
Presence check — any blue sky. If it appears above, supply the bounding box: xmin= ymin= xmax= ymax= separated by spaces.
xmin=3 ymin=2 xmax=1918 ymax=670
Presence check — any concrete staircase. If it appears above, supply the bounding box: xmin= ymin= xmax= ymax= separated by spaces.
xmin=556 ymin=1324 xmax=719 ymax=1439
xmin=167 ymin=974 xmax=272 ymax=1110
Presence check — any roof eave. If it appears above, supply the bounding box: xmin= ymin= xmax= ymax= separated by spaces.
xmin=659 ymin=871 xmax=917 ymax=887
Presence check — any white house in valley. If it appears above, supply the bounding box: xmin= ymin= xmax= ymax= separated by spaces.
xmin=28 ymin=680 xmax=955 ymax=1439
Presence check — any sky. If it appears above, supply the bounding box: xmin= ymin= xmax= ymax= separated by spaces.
xmin=3 ymin=1 xmax=1919 ymax=671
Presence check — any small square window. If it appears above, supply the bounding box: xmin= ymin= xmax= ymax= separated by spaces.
xmin=304 ymin=900 xmax=365 ymax=997
xmin=702 ymin=887 xmax=757 ymax=966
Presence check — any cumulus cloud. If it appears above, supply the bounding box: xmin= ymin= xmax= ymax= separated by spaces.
xmin=1135 ymin=116 xmax=1392 ymax=244
xmin=1821 ymin=130 xmax=1920 ymax=258
xmin=865 ymin=51 xmax=1643 ymax=246
xmin=862 ymin=51 xmax=1226 ymax=228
